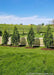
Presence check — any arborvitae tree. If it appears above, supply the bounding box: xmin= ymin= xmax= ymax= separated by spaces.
xmin=2 ymin=30 xmax=9 ymax=45
xmin=43 ymin=25 xmax=53 ymax=48
xmin=0 ymin=31 xmax=2 ymax=36
xmin=27 ymin=27 xmax=35 ymax=47
xmin=11 ymin=26 xmax=20 ymax=46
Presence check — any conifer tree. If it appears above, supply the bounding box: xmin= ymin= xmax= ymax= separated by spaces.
xmin=11 ymin=26 xmax=20 ymax=46
xmin=27 ymin=27 xmax=35 ymax=47
xmin=43 ymin=25 xmax=53 ymax=48
xmin=2 ymin=30 xmax=9 ymax=45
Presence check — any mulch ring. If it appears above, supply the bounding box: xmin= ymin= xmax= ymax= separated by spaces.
xmin=0 ymin=45 xmax=19 ymax=47
xmin=0 ymin=45 xmax=26 ymax=48
xmin=41 ymin=48 xmax=54 ymax=50
xmin=26 ymin=47 xmax=39 ymax=49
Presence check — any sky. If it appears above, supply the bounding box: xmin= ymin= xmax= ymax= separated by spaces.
xmin=0 ymin=0 xmax=54 ymax=25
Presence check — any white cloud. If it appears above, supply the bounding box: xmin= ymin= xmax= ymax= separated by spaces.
xmin=0 ymin=15 xmax=53 ymax=25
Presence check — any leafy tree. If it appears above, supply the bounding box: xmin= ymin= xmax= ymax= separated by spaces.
xmin=2 ymin=30 xmax=9 ymax=45
xmin=42 ymin=23 xmax=44 ymax=26
xmin=11 ymin=26 xmax=20 ymax=46
xmin=43 ymin=25 xmax=53 ymax=48
xmin=27 ymin=27 xmax=35 ymax=47
xmin=20 ymin=23 xmax=23 ymax=25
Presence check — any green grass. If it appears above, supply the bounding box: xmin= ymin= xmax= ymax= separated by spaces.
xmin=0 ymin=46 xmax=54 ymax=75
xmin=0 ymin=24 xmax=54 ymax=38
xmin=0 ymin=24 xmax=37 ymax=34
xmin=20 ymin=33 xmax=43 ymax=38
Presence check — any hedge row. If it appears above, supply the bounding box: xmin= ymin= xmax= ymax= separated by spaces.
xmin=1 ymin=26 xmax=54 ymax=48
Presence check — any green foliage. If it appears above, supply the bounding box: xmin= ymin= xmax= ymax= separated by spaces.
xmin=51 ymin=39 xmax=54 ymax=47
xmin=33 ymin=38 xmax=40 ymax=47
xmin=43 ymin=25 xmax=53 ymax=48
xmin=27 ymin=27 xmax=35 ymax=47
xmin=0 ymin=31 xmax=2 ymax=36
xmin=20 ymin=23 xmax=23 ymax=25
xmin=42 ymin=23 xmax=44 ymax=26
xmin=11 ymin=26 xmax=20 ymax=46
xmin=2 ymin=30 xmax=9 ymax=45
xmin=20 ymin=37 xmax=26 ymax=46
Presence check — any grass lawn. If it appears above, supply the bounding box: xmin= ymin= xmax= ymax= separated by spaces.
xmin=0 ymin=46 xmax=54 ymax=75
xmin=20 ymin=33 xmax=43 ymax=38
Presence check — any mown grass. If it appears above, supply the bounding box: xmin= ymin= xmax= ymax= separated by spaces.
xmin=0 ymin=46 xmax=54 ymax=75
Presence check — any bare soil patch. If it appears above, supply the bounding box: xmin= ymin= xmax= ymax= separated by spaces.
xmin=41 ymin=48 xmax=54 ymax=50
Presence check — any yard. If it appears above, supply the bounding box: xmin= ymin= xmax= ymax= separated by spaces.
xmin=0 ymin=46 xmax=54 ymax=75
